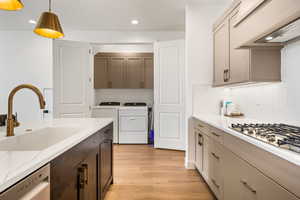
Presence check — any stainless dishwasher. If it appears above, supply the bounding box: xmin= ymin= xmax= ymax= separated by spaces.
xmin=0 ymin=164 xmax=50 ymax=200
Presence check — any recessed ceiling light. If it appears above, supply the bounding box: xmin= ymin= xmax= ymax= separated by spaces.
xmin=131 ymin=20 xmax=139 ymax=25
xmin=265 ymin=36 xmax=273 ymax=41
xmin=29 ymin=19 xmax=37 ymax=24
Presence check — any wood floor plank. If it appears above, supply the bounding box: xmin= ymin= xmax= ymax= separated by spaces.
xmin=105 ymin=145 xmax=215 ymax=200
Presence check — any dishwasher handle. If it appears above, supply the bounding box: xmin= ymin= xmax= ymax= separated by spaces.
xmin=20 ymin=182 xmax=50 ymax=200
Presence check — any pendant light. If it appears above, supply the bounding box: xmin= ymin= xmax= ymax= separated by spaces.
xmin=0 ymin=0 xmax=24 ymax=11
xmin=34 ymin=0 xmax=64 ymax=39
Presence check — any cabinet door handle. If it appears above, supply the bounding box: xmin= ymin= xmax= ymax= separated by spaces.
xmin=78 ymin=164 xmax=89 ymax=188
xmin=108 ymin=81 xmax=112 ymax=88
xmin=140 ymin=81 xmax=145 ymax=88
xmin=82 ymin=164 xmax=88 ymax=185
xmin=78 ymin=167 xmax=85 ymax=189
xmin=211 ymin=178 xmax=220 ymax=189
xmin=78 ymin=164 xmax=88 ymax=200
xmin=211 ymin=132 xmax=220 ymax=137
xmin=211 ymin=152 xmax=220 ymax=160
xmin=198 ymin=134 xmax=203 ymax=146
xmin=240 ymin=180 xmax=257 ymax=194
xmin=224 ymin=69 xmax=230 ymax=82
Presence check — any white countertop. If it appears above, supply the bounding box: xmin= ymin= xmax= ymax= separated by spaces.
xmin=0 ymin=118 xmax=113 ymax=193
xmin=193 ymin=114 xmax=300 ymax=166
xmin=93 ymin=105 xmax=121 ymax=109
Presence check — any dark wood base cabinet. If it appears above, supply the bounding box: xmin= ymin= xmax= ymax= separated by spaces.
xmin=50 ymin=123 xmax=113 ymax=200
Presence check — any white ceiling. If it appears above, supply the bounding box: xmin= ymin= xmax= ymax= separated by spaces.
xmin=0 ymin=0 xmax=187 ymax=31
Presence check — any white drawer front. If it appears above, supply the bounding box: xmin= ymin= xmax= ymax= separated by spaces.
xmin=119 ymin=108 xmax=147 ymax=115
xmin=120 ymin=116 xmax=147 ymax=132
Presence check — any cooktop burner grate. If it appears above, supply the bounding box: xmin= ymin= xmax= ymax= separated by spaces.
xmin=230 ymin=123 xmax=300 ymax=154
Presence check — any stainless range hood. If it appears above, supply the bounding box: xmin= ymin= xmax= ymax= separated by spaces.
xmin=256 ymin=17 xmax=300 ymax=43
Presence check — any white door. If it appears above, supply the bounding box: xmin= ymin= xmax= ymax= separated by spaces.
xmin=53 ymin=40 xmax=93 ymax=118
xmin=154 ymin=40 xmax=186 ymax=150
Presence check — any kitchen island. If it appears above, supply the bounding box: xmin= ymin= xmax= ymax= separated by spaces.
xmin=0 ymin=118 xmax=113 ymax=200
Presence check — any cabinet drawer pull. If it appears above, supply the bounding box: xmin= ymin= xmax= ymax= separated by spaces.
xmin=211 ymin=132 xmax=220 ymax=137
xmin=240 ymin=180 xmax=256 ymax=194
xmin=211 ymin=152 xmax=220 ymax=160
xmin=211 ymin=178 xmax=220 ymax=189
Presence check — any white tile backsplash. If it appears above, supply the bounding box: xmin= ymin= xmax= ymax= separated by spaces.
xmin=193 ymin=40 xmax=300 ymax=124
xmin=94 ymin=89 xmax=154 ymax=106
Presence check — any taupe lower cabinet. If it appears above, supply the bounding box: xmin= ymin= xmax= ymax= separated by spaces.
xmin=223 ymin=148 xmax=298 ymax=200
xmin=193 ymin=119 xmax=299 ymax=200
xmin=213 ymin=5 xmax=281 ymax=86
xmin=94 ymin=53 xmax=154 ymax=89
xmin=195 ymin=131 xmax=204 ymax=172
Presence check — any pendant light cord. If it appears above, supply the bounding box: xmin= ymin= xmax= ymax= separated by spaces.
xmin=49 ymin=0 xmax=52 ymax=12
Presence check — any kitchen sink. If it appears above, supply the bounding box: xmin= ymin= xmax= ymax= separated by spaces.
xmin=0 ymin=127 xmax=80 ymax=151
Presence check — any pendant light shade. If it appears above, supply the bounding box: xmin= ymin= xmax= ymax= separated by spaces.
xmin=34 ymin=0 xmax=64 ymax=39
xmin=0 ymin=0 xmax=24 ymax=11
xmin=34 ymin=12 xmax=64 ymax=39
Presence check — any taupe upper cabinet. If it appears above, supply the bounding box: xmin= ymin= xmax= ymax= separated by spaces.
xmin=126 ymin=57 xmax=144 ymax=88
xmin=94 ymin=57 xmax=109 ymax=88
xmin=214 ymin=20 xmax=230 ymax=86
xmin=213 ymin=5 xmax=282 ymax=87
xmin=144 ymin=58 xmax=154 ymax=89
xmin=108 ymin=57 xmax=126 ymax=88
xmin=229 ymin=9 xmax=250 ymax=84
xmin=94 ymin=53 xmax=154 ymax=89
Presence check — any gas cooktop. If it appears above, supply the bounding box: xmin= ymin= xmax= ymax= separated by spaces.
xmin=230 ymin=123 xmax=300 ymax=154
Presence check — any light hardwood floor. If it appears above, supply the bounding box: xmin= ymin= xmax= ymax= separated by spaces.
xmin=105 ymin=145 xmax=215 ymax=200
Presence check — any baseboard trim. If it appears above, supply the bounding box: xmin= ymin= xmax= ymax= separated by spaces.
xmin=185 ymin=160 xmax=195 ymax=169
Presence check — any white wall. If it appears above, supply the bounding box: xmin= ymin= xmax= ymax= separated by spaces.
xmin=185 ymin=1 xmax=230 ymax=168
xmin=93 ymin=44 xmax=153 ymax=53
xmin=0 ymin=31 xmax=52 ymax=123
